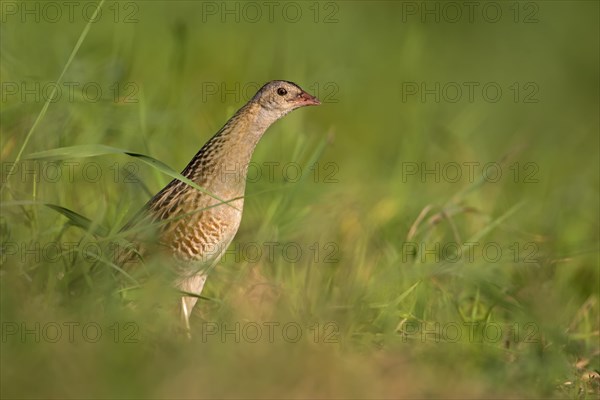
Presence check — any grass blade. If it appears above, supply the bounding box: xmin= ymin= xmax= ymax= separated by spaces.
xmin=25 ymin=144 xmax=240 ymax=211
xmin=44 ymin=203 xmax=109 ymax=237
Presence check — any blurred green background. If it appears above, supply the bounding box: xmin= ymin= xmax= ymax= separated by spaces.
xmin=1 ymin=1 xmax=598 ymax=398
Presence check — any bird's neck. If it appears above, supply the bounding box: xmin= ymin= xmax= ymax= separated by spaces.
xmin=182 ymin=102 xmax=280 ymax=198
xmin=221 ymin=102 xmax=280 ymax=145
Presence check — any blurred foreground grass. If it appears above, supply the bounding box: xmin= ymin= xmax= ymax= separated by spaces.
xmin=1 ymin=1 xmax=599 ymax=398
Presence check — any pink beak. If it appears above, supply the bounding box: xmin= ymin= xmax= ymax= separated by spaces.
xmin=298 ymin=91 xmax=321 ymax=106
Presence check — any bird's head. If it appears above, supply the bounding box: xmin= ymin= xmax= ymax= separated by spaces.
xmin=253 ymin=80 xmax=320 ymax=119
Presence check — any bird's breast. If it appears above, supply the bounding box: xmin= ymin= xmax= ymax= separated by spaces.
xmin=164 ymin=195 xmax=244 ymax=267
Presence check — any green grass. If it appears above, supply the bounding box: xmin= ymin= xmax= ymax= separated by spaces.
xmin=1 ymin=1 xmax=599 ymax=398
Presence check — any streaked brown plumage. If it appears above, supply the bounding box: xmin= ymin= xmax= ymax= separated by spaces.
xmin=116 ymin=80 xmax=320 ymax=326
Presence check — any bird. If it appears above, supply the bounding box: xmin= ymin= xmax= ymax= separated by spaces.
xmin=115 ymin=80 xmax=320 ymax=329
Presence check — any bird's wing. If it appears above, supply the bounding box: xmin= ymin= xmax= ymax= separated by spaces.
xmin=114 ymin=179 xmax=192 ymax=266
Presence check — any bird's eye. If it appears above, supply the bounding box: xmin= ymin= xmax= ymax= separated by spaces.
xmin=277 ymin=88 xmax=287 ymax=96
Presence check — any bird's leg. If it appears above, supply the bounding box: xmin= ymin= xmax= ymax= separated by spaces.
xmin=181 ymin=297 xmax=192 ymax=339
xmin=176 ymin=273 xmax=207 ymax=338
